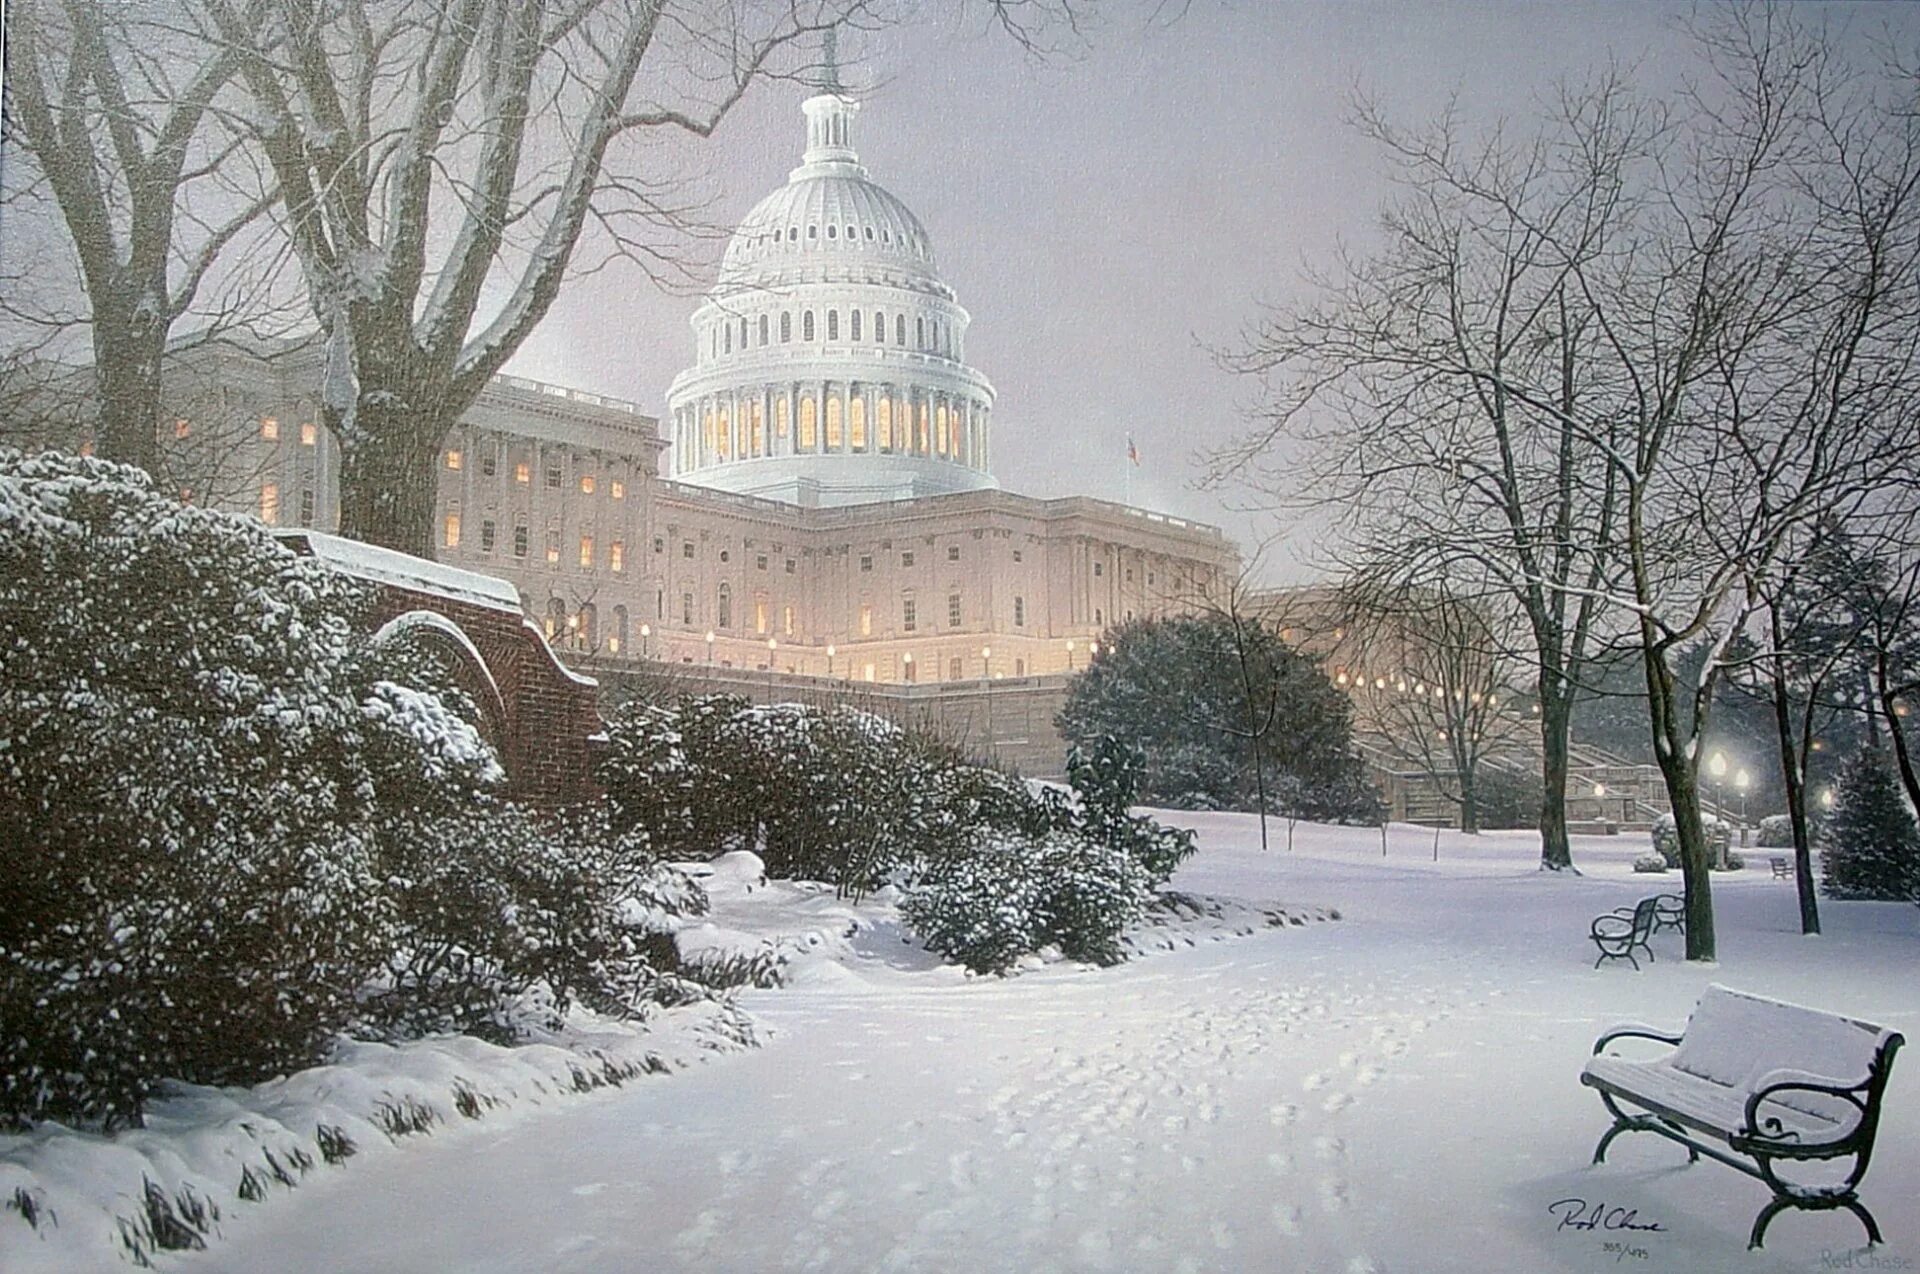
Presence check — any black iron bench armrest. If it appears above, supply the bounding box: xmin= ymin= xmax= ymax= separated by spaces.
xmin=1592 ymin=1023 xmax=1683 ymax=1055
xmin=1741 ymin=1069 xmax=1870 ymax=1143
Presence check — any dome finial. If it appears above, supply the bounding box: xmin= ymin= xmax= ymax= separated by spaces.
xmin=820 ymin=26 xmax=842 ymax=95
xmin=798 ymin=29 xmax=859 ymax=173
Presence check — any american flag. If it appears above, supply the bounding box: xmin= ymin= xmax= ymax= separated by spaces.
xmin=1126 ymin=435 xmax=1140 ymax=466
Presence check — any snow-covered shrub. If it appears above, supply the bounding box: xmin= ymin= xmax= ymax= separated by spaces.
xmin=1650 ymin=811 xmax=1733 ymax=868
xmin=0 ymin=450 xmax=400 ymax=1127
xmin=902 ymin=827 xmax=1155 ymax=975
xmin=1068 ymin=736 xmax=1196 ymax=886
xmin=1757 ymin=813 xmax=1795 ymax=849
xmin=1632 ymin=854 xmax=1669 ymax=873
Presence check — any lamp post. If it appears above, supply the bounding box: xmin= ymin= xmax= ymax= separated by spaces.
xmin=982 ymin=645 xmax=994 ymax=747
xmin=766 ymin=638 xmax=777 ymax=698
xmin=1708 ymin=750 xmax=1729 ymax=868
xmin=902 ymin=650 xmax=914 ymax=683
xmin=705 ymin=630 xmax=715 ymax=665
xmin=1736 ymin=768 xmax=1751 ymax=845
xmin=981 ymin=645 xmax=991 ymax=680
xmin=826 ymin=643 xmax=836 ymax=679
xmin=1066 ymin=639 xmax=1076 ymax=671
xmin=639 ymin=622 xmax=651 ymax=659
xmin=1593 ymin=782 xmax=1607 ymax=826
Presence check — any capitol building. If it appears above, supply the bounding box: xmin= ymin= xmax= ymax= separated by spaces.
xmin=138 ymin=77 xmax=1238 ymax=687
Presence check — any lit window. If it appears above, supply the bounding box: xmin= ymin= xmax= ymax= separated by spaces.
xmin=755 ymin=600 xmax=768 ymax=634
xmin=445 ymin=448 xmax=462 ymax=470
xmin=860 ymin=604 xmax=873 ymax=636
xmin=783 ymin=605 xmax=794 ymax=635
xmin=610 ymin=541 xmax=625 ymax=573
xmin=515 ymin=461 xmax=531 ymax=484
xmin=261 ymin=417 xmax=280 ymax=441
xmin=259 ymin=482 xmax=280 ymax=524
xmin=863 ymin=663 xmax=875 ymax=682
xmin=546 ymin=531 xmax=560 ymax=564
xmin=826 ymin=397 xmax=842 ymax=449
xmin=445 ymin=510 xmax=462 ymax=549
xmin=78 ymin=439 xmax=95 ymax=457
xmin=850 ymin=397 xmax=866 ymax=449
xmin=877 ymin=399 xmax=893 ymax=449
xmin=611 ymin=480 xmax=625 ymax=500
xmin=579 ymin=535 xmax=594 ymax=568
xmin=300 ymin=421 xmax=317 ymax=447
xmin=799 ymin=398 xmax=817 ymax=449
xmin=174 ymin=418 xmax=191 ymax=438
xmin=580 ymin=474 xmax=595 ymax=494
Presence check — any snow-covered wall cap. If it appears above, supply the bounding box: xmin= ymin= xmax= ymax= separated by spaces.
xmin=277 ymin=531 xmax=522 ymax=614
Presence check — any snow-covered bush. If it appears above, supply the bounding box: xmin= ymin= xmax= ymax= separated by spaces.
xmin=1757 ymin=813 xmax=1795 ymax=848
xmin=0 ymin=450 xmax=399 ymax=1127
xmin=1632 ymin=854 xmax=1669 ymax=873
xmin=901 ymin=827 xmax=1154 ymax=975
xmin=1650 ymin=811 xmax=1733 ymax=868
xmin=1068 ymin=736 xmax=1196 ymax=885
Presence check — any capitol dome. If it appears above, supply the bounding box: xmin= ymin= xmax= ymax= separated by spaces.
xmin=665 ymin=83 xmax=996 ymax=506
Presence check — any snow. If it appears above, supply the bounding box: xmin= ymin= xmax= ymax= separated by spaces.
xmin=10 ymin=815 xmax=1918 ymax=1274
xmin=276 ymin=530 xmax=523 ymax=614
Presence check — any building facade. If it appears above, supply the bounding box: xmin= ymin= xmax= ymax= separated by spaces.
xmin=127 ymin=81 xmax=1236 ymax=685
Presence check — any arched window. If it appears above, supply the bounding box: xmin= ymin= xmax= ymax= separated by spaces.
xmin=759 ymin=314 xmax=769 ymax=346
xmin=827 ymin=310 xmax=839 ymax=341
xmin=803 ymin=310 xmax=815 ymax=341
xmin=739 ymin=317 xmax=748 ymax=349
xmin=917 ymin=401 xmax=930 ymax=454
xmin=716 ymin=407 xmax=731 ymax=460
xmin=827 ymin=224 xmax=837 ymax=239
xmin=781 ymin=312 xmax=792 ymax=343
xmin=916 ymin=317 xmax=926 ymax=349
xmin=776 ymin=395 xmax=790 ymax=439
xmin=799 ymin=396 xmax=817 ymax=449
xmin=874 ymin=311 xmax=885 ymax=343
xmin=717 ymin=584 xmax=732 ymax=630
xmin=577 ymin=603 xmax=597 ymax=651
xmin=877 ymin=397 xmax=893 ymax=450
xmin=850 ymin=396 xmax=867 ymax=449
xmin=825 ymin=395 xmax=843 ymax=449
xmin=895 ymin=314 xmax=906 ymax=345
xmin=611 ymin=605 xmax=629 ymax=656
xmin=936 ymin=403 xmax=949 ymax=455
xmin=723 ymin=325 xmax=731 ymax=354
xmin=850 ymin=310 xmax=862 ymax=342
xmin=787 ymin=226 xmax=798 ymax=241
xmin=750 ymin=401 xmax=765 ymax=456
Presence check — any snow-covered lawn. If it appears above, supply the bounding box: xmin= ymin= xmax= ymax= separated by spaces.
xmin=31 ymin=815 xmax=1920 ymax=1274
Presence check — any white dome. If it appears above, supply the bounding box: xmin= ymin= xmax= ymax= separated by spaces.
xmin=666 ymin=88 xmax=996 ymax=508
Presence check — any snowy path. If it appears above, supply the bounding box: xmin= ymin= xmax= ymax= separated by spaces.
xmin=174 ymin=820 xmax=1920 ymax=1274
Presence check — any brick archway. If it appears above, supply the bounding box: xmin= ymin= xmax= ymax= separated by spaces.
xmin=372 ymin=609 xmax=513 ymax=763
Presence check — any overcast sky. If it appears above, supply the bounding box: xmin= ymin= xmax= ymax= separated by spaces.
xmin=514 ymin=1 xmax=1830 ymax=582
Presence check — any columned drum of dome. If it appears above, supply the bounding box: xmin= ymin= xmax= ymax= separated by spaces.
xmin=665 ymin=83 xmax=997 ymax=507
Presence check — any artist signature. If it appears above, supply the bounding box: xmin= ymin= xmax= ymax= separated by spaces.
xmin=1548 ymin=1197 xmax=1668 ymax=1234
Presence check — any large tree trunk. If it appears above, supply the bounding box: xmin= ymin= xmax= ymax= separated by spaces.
xmin=91 ymin=315 xmax=163 ymax=475
xmin=1876 ymin=654 xmax=1920 ymax=818
xmin=333 ymin=394 xmax=449 ymax=559
xmin=1644 ymin=646 xmax=1716 ymax=961
xmin=1536 ymin=688 xmax=1576 ymax=870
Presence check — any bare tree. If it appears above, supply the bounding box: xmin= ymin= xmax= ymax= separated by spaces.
xmin=1340 ymin=573 xmax=1525 ymax=835
xmin=2 ymin=0 xmax=281 ymax=471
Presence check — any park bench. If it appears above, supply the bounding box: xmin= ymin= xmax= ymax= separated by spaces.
xmin=1771 ymin=856 xmax=1793 ymax=879
xmin=1581 ymin=984 xmax=1905 ymax=1250
xmin=1590 ymin=896 xmax=1680 ymax=969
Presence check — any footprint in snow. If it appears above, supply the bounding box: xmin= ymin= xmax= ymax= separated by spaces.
xmin=1303 ymin=1071 xmax=1331 ymax=1091
xmin=1382 ymin=1038 xmax=1410 ymax=1058
xmin=948 ymin=1151 xmax=977 ymax=1191
xmin=1211 ymin=1218 xmax=1238 ymax=1250
xmin=1320 ymin=1178 xmax=1351 ymax=1211
xmin=1272 ymin=1203 xmax=1303 ymax=1235
xmin=1322 ymin=1092 xmax=1356 ymax=1114
xmin=1269 ymin=1102 xmax=1300 ymax=1126
xmin=1356 ymin=1064 xmax=1385 ymax=1087
xmin=1313 ymin=1135 xmax=1347 ymax=1161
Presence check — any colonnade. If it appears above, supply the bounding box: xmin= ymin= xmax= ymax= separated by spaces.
xmin=672 ymin=382 xmax=989 ymax=475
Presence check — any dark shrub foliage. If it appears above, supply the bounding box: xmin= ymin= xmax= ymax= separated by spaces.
xmin=1820 ymin=747 xmax=1920 ymax=902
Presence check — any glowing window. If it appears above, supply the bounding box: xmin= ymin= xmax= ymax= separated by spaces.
xmin=877 ymin=398 xmax=893 ymax=449
xmin=826 ymin=397 xmax=842 ymax=449
xmin=580 ymin=535 xmax=594 ymax=568
xmin=776 ymin=396 xmax=790 ymax=438
xmin=261 ymin=417 xmax=280 ymax=441
xmin=259 ymin=482 xmax=279 ymax=525
xmin=860 ymin=604 xmax=872 ymax=636
xmin=580 ymin=474 xmax=595 ymax=494
xmin=445 ymin=510 xmax=462 ymax=549
xmin=174 ymin=418 xmax=191 ymax=438
xmin=611 ymin=480 xmax=625 ymax=500
xmin=515 ymin=461 xmax=530 ymax=484
xmin=799 ymin=397 xmax=817 ymax=449
xmin=850 ymin=397 xmax=867 ymax=449
xmin=610 ymin=541 xmax=625 ymax=573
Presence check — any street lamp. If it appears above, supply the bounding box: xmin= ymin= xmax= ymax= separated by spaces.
xmin=1735 ymin=767 xmax=1751 ymax=843
xmin=705 ymin=630 xmax=715 ymax=664
xmin=1821 ymin=787 xmax=1836 ymax=810
xmin=1066 ymin=639 xmax=1076 ymax=671
xmin=902 ymin=650 xmax=914 ymax=682
xmin=639 ymin=622 xmax=651 ymax=658
xmin=826 ymin=643 xmax=836 ymax=678
xmin=1708 ymin=750 xmax=1729 ymax=867
xmin=1089 ymin=641 xmax=1100 ymax=659
xmin=981 ymin=645 xmax=992 ymax=680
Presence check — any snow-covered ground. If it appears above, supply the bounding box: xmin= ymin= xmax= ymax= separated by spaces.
xmin=36 ymin=815 xmax=1920 ymax=1274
